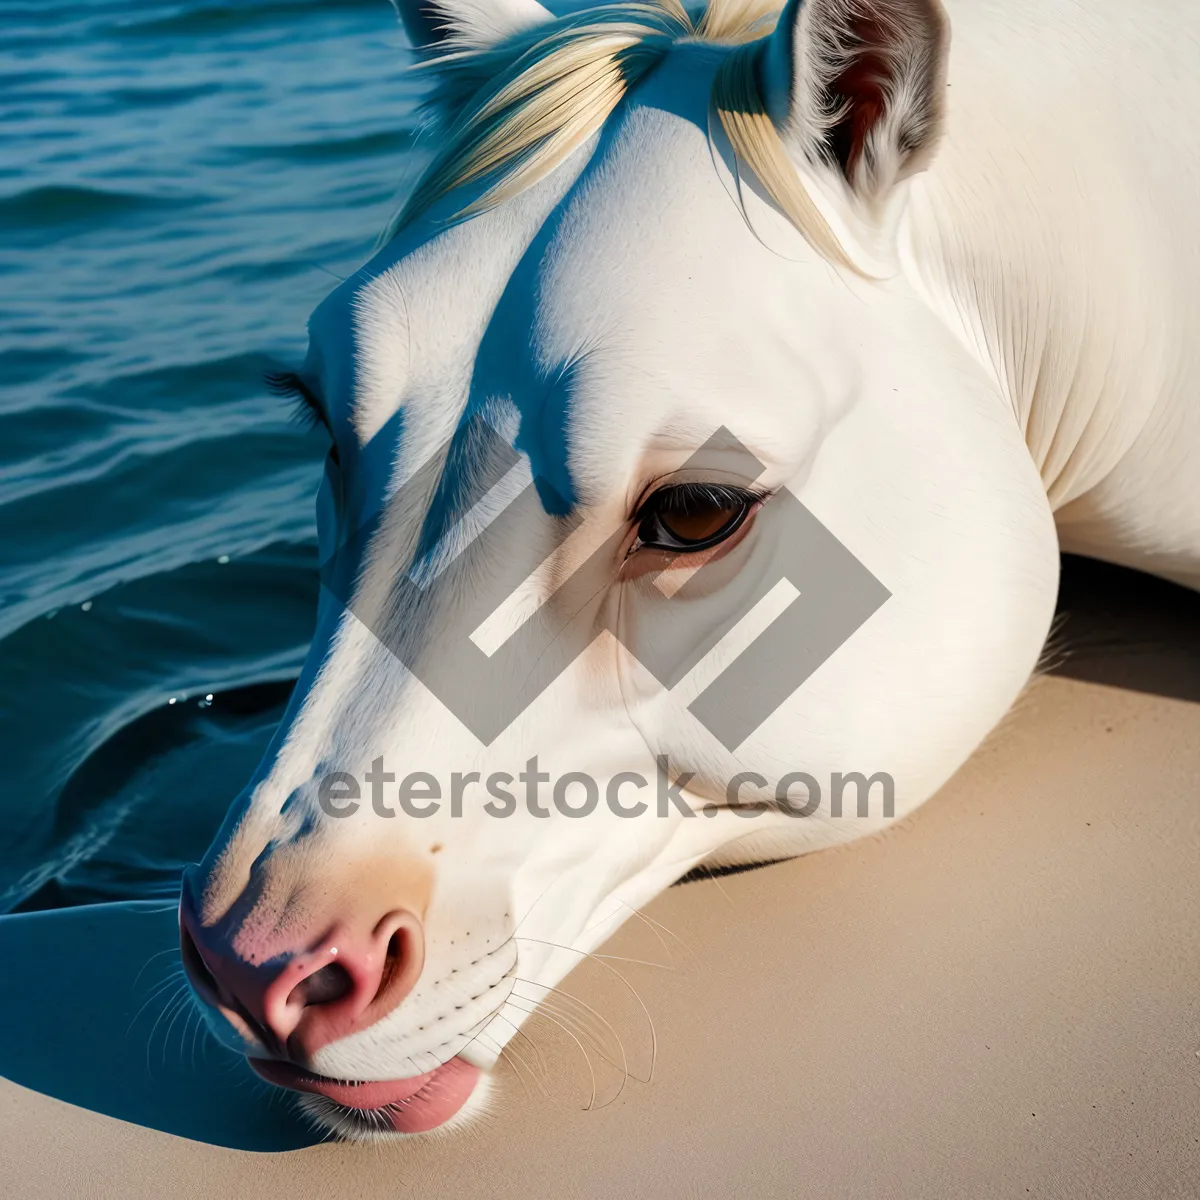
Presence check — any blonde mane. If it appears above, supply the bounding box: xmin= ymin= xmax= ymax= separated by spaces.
xmin=384 ymin=0 xmax=853 ymax=268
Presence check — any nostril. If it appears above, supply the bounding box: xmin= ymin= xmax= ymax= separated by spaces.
xmin=288 ymin=962 xmax=353 ymax=1009
xmin=178 ymin=910 xmax=424 ymax=1056
xmin=375 ymin=930 xmax=405 ymax=1002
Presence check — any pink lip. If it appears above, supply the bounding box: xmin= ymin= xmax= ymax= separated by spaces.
xmin=249 ymin=1055 xmax=480 ymax=1133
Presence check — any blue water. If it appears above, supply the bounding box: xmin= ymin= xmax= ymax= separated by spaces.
xmin=0 ymin=0 xmax=424 ymax=913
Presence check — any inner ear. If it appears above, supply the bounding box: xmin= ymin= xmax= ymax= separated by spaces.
xmin=776 ymin=0 xmax=949 ymax=200
xmin=825 ymin=4 xmax=915 ymax=178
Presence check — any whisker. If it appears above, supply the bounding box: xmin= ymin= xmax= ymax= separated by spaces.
xmin=502 ymin=997 xmax=599 ymax=1111
xmin=711 ymin=874 xmax=735 ymax=907
xmin=132 ymin=946 xmax=182 ymax=991
xmin=513 ymin=978 xmax=641 ymax=1086
xmin=518 ymin=935 xmax=676 ymax=972
xmin=143 ymin=983 xmax=189 ymax=1078
xmin=126 ymin=967 xmax=188 ymax=1033
xmin=189 ymin=1004 xmax=210 ymax=1072
xmin=174 ymin=1003 xmax=198 ymax=1069
xmin=478 ymin=1031 xmax=536 ymax=1100
xmin=512 ymin=869 xmax=573 ymax=939
xmin=514 ymin=936 xmax=658 ymax=1082
xmin=605 ymin=895 xmax=693 ymax=966
xmin=515 ymin=994 xmax=629 ymax=1102
xmin=486 ymin=1008 xmax=551 ymax=1084
xmin=160 ymin=988 xmax=195 ymax=1068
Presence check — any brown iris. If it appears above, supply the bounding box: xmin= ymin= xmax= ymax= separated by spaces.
xmin=634 ymin=482 xmax=756 ymax=553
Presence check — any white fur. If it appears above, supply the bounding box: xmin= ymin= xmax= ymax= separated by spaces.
xmin=192 ymin=0 xmax=1200 ymax=1136
xmin=393 ymin=0 xmax=553 ymax=49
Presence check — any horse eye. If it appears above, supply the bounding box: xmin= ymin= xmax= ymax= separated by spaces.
xmin=635 ymin=484 xmax=755 ymax=553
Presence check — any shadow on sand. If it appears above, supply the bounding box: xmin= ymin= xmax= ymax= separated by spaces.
xmin=1049 ymin=555 xmax=1200 ymax=703
xmin=0 ymin=901 xmax=317 ymax=1150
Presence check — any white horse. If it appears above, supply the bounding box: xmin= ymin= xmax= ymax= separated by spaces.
xmin=179 ymin=0 xmax=1200 ymax=1138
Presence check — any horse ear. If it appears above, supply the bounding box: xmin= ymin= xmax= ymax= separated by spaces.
xmin=760 ymin=0 xmax=949 ymax=202
xmin=393 ymin=0 xmax=553 ymax=51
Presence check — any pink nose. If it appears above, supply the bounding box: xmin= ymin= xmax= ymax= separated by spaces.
xmin=179 ymin=900 xmax=424 ymax=1061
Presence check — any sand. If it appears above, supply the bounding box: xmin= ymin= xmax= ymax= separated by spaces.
xmin=2 ymin=565 xmax=1198 ymax=1197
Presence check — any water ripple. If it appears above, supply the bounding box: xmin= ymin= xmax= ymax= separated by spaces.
xmin=0 ymin=0 xmax=402 ymax=911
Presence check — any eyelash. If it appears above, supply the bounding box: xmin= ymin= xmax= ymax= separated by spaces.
xmin=632 ymin=481 xmax=767 ymax=553
xmin=638 ymin=481 xmax=766 ymax=515
xmin=266 ymin=370 xmax=327 ymax=432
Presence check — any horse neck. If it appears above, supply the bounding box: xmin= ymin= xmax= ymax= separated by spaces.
xmin=900 ymin=1 xmax=1179 ymax=500
xmin=896 ymin=0 xmax=1200 ymax=588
